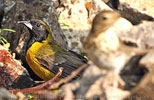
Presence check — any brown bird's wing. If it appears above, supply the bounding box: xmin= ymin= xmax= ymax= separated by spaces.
xmin=36 ymin=50 xmax=87 ymax=78
xmin=119 ymin=43 xmax=150 ymax=56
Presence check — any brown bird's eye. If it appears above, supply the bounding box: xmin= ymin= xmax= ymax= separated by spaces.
xmin=102 ymin=16 xmax=107 ymax=20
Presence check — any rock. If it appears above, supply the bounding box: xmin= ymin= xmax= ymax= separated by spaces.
xmin=0 ymin=0 xmax=5 ymax=9
xmin=0 ymin=0 xmax=5 ymax=28
xmin=124 ymin=70 xmax=154 ymax=100
xmin=117 ymin=22 xmax=154 ymax=49
xmin=1 ymin=0 xmax=67 ymax=51
xmin=120 ymin=0 xmax=154 ymax=18
xmin=0 ymin=88 xmax=15 ymax=100
xmin=121 ymin=55 xmax=148 ymax=90
xmin=0 ymin=45 xmax=34 ymax=89
xmin=58 ymin=0 xmax=90 ymax=53
xmin=140 ymin=50 xmax=154 ymax=71
xmin=119 ymin=3 xmax=153 ymax=25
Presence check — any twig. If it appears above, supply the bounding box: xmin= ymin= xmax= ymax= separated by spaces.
xmin=50 ymin=63 xmax=89 ymax=89
xmin=63 ymin=84 xmax=75 ymax=100
xmin=10 ymin=67 xmax=64 ymax=94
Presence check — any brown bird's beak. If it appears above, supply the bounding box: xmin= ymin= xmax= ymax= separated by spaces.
xmin=18 ymin=20 xmax=33 ymax=30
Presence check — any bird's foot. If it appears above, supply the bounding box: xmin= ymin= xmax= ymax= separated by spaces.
xmin=102 ymin=72 xmax=125 ymax=90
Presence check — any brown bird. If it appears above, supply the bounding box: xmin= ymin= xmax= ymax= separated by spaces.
xmin=83 ymin=10 xmax=148 ymax=87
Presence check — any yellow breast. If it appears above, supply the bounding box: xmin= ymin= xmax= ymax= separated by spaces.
xmin=25 ymin=40 xmax=55 ymax=81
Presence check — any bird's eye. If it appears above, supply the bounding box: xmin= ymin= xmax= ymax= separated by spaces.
xmin=102 ymin=16 xmax=107 ymax=20
xmin=36 ymin=23 xmax=41 ymax=27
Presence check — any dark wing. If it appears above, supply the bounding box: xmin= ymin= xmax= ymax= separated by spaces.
xmin=37 ymin=50 xmax=87 ymax=79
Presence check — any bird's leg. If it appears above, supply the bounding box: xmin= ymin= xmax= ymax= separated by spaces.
xmin=113 ymin=72 xmax=125 ymax=88
xmin=102 ymin=71 xmax=125 ymax=89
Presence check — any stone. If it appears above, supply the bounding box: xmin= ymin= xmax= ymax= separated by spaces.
xmin=0 ymin=88 xmax=15 ymax=100
xmin=117 ymin=22 xmax=154 ymax=49
xmin=124 ymin=70 xmax=154 ymax=100
xmin=0 ymin=45 xmax=34 ymax=89
xmin=140 ymin=50 xmax=154 ymax=71
xmin=1 ymin=0 xmax=67 ymax=51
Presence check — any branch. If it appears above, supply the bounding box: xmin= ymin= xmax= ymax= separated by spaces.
xmin=10 ymin=67 xmax=64 ymax=94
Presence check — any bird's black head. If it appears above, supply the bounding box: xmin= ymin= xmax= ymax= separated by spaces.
xmin=19 ymin=20 xmax=49 ymax=42
xmin=19 ymin=20 xmax=50 ymax=49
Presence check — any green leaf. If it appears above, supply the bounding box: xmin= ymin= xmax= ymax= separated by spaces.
xmin=60 ymin=22 xmax=70 ymax=27
xmin=2 ymin=29 xmax=16 ymax=32
xmin=0 ymin=36 xmax=8 ymax=45
xmin=58 ymin=17 xmax=62 ymax=21
xmin=0 ymin=39 xmax=5 ymax=45
xmin=84 ymin=55 xmax=88 ymax=59
xmin=1 ymin=37 xmax=8 ymax=43
xmin=0 ymin=28 xmax=14 ymax=45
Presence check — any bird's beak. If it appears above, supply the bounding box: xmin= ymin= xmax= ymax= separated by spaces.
xmin=18 ymin=21 xmax=33 ymax=30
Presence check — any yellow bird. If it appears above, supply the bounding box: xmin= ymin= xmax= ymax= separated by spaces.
xmin=19 ymin=20 xmax=87 ymax=81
